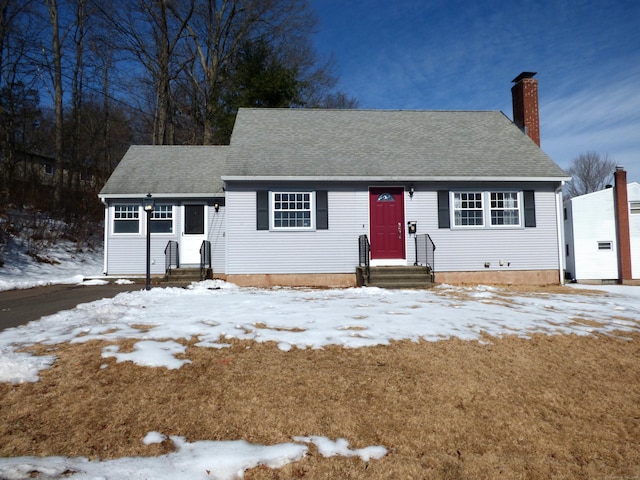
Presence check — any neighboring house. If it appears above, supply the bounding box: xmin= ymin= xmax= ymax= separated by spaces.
xmin=564 ymin=167 xmax=640 ymax=284
xmin=99 ymin=72 xmax=570 ymax=287
xmin=1 ymin=150 xmax=96 ymax=189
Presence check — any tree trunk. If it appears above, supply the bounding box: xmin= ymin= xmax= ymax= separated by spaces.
xmin=46 ymin=0 xmax=65 ymax=208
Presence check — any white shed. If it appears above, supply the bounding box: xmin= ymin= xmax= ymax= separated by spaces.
xmin=564 ymin=170 xmax=640 ymax=284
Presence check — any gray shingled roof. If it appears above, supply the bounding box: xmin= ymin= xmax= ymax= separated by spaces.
xmin=225 ymin=108 xmax=568 ymax=180
xmin=100 ymin=145 xmax=226 ymax=196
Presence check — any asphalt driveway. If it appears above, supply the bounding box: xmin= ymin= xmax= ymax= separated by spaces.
xmin=0 ymin=282 xmax=146 ymax=331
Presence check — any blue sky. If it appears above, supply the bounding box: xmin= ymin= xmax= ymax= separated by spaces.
xmin=309 ymin=0 xmax=640 ymax=183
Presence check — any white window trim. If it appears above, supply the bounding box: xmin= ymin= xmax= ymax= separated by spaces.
xmin=630 ymin=201 xmax=640 ymax=215
xmin=452 ymin=191 xmax=484 ymax=228
xmin=450 ymin=190 xmax=523 ymax=229
xmin=271 ymin=191 xmax=315 ymax=231
xmin=489 ymin=191 xmax=522 ymax=227
xmin=149 ymin=204 xmax=175 ymax=235
xmin=112 ymin=204 xmax=141 ymax=235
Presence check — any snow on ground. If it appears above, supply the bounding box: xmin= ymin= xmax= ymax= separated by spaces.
xmin=1 ymin=248 xmax=640 ymax=479
xmin=0 ymin=236 xmax=104 ymax=291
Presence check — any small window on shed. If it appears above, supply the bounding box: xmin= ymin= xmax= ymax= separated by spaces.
xmin=630 ymin=201 xmax=640 ymax=214
xmin=597 ymin=241 xmax=612 ymax=250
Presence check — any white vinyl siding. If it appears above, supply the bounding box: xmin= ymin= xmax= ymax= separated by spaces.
xmin=224 ymin=183 xmax=562 ymax=276
xmin=226 ymin=186 xmax=365 ymax=274
xmin=410 ymin=188 xmax=560 ymax=272
xmin=104 ymin=200 xmax=226 ymax=276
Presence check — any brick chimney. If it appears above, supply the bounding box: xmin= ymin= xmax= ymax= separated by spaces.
xmin=614 ymin=165 xmax=633 ymax=283
xmin=511 ymin=72 xmax=540 ymax=146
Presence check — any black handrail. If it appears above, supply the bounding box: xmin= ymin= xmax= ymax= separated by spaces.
xmin=414 ymin=234 xmax=436 ymax=274
xmin=358 ymin=234 xmax=371 ymax=284
xmin=164 ymin=240 xmax=179 ymax=273
xmin=199 ymin=240 xmax=212 ymax=280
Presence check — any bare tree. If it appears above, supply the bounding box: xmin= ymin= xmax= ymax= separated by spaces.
xmin=43 ymin=0 xmax=65 ymax=206
xmin=95 ymin=0 xmax=194 ymax=145
xmin=0 ymin=0 xmax=41 ymax=194
xmin=564 ymin=151 xmax=617 ymax=199
xmin=182 ymin=0 xmax=322 ymax=144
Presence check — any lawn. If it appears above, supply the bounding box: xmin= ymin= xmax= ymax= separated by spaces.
xmin=1 ymin=284 xmax=639 ymax=479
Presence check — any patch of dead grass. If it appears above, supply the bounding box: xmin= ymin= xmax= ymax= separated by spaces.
xmin=253 ymin=322 xmax=306 ymax=332
xmin=1 ymin=333 xmax=639 ymax=479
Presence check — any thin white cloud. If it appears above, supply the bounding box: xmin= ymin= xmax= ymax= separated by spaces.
xmin=542 ymin=68 xmax=640 ymax=181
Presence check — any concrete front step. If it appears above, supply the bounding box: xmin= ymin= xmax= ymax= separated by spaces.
xmin=356 ymin=266 xmax=436 ymax=289
xmin=164 ymin=268 xmax=212 ymax=282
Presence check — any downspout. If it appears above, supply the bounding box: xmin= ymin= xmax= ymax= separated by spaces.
xmin=555 ymin=182 xmax=566 ymax=285
xmin=100 ymin=197 xmax=109 ymax=276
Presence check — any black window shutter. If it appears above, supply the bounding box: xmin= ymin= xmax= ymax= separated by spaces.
xmin=437 ymin=191 xmax=450 ymax=228
xmin=316 ymin=190 xmax=328 ymax=230
xmin=256 ymin=190 xmax=269 ymax=230
xmin=523 ymin=190 xmax=536 ymax=227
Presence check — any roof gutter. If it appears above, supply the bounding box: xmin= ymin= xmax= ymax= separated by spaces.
xmin=221 ymin=175 xmax=572 ymax=183
xmin=98 ymin=192 xmax=225 ymax=200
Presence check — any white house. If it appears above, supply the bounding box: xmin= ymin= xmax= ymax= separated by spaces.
xmin=99 ymin=73 xmax=570 ymax=287
xmin=564 ymin=167 xmax=640 ymax=284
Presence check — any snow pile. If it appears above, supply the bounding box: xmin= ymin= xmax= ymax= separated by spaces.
xmin=0 ymin=434 xmax=385 ymax=480
xmin=0 ymin=235 xmax=103 ymax=291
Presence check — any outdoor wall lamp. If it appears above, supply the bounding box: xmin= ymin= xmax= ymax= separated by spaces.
xmin=214 ymin=203 xmax=220 ymax=213
xmin=143 ymin=193 xmax=155 ymax=291
xmin=409 ymin=184 xmax=414 ymax=198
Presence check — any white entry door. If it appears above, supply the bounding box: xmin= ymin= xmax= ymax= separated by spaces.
xmin=181 ymin=204 xmax=206 ymax=265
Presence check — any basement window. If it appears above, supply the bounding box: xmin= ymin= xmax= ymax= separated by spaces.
xmin=597 ymin=241 xmax=612 ymax=251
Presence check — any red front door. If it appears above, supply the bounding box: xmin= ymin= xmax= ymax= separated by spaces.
xmin=369 ymin=187 xmax=405 ymax=260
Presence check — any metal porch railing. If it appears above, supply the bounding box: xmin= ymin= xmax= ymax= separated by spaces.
xmin=164 ymin=240 xmax=179 ymax=273
xmin=358 ymin=234 xmax=371 ymax=284
xmin=414 ymin=234 xmax=436 ymax=274
xmin=199 ymin=240 xmax=212 ymax=280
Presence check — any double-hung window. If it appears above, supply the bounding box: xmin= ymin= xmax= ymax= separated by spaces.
xmin=453 ymin=192 xmax=484 ymax=227
xmin=113 ymin=205 xmax=140 ymax=234
xmin=272 ymin=192 xmax=313 ymax=229
xmin=150 ymin=205 xmax=173 ymax=233
xmin=490 ymin=192 xmax=520 ymax=226
xmin=450 ymin=191 xmax=523 ymax=228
